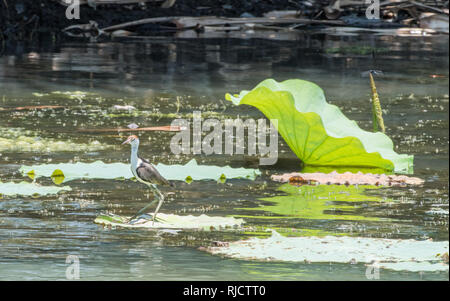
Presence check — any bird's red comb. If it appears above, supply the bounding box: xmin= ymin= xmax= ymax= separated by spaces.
xmin=122 ymin=135 xmax=139 ymax=144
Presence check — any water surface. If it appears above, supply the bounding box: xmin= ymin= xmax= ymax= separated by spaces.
xmin=0 ymin=32 xmax=448 ymax=280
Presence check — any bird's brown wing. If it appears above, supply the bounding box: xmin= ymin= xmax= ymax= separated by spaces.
xmin=136 ymin=157 xmax=173 ymax=187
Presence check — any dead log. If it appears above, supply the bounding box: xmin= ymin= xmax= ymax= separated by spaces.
xmin=101 ymin=16 xmax=345 ymax=32
xmin=55 ymin=0 xmax=165 ymax=6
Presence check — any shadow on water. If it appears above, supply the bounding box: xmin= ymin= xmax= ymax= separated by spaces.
xmin=0 ymin=32 xmax=448 ymax=280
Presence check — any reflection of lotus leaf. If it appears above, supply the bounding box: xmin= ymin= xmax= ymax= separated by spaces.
xmin=0 ymin=181 xmax=71 ymax=196
xmin=20 ymin=159 xmax=261 ymax=183
xmin=226 ymin=79 xmax=413 ymax=173
xmin=237 ymin=183 xmax=388 ymax=221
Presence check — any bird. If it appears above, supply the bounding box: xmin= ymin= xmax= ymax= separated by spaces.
xmin=122 ymin=135 xmax=173 ymax=223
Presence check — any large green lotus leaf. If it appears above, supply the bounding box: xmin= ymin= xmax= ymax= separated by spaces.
xmin=19 ymin=159 xmax=261 ymax=183
xmin=0 ymin=181 xmax=71 ymax=196
xmin=226 ymin=79 xmax=413 ymax=173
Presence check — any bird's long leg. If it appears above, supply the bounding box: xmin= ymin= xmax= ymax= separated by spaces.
xmin=151 ymin=187 xmax=165 ymax=224
xmin=128 ymin=197 xmax=158 ymax=223
xmin=128 ymin=184 xmax=166 ymax=224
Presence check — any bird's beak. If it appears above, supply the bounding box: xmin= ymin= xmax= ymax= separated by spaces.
xmin=122 ymin=137 xmax=132 ymax=145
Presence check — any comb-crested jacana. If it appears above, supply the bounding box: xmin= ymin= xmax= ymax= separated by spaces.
xmin=122 ymin=135 xmax=173 ymax=223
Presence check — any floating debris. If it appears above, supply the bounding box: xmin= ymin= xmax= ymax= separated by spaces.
xmin=272 ymin=171 xmax=424 ymax=187
xmin=127 ymin=123 xmax=139 ymax=129
xmin=113 ymin=105 xmax=136 ymax=110
xmin=288 ymin=175 xmax=317 ymax=186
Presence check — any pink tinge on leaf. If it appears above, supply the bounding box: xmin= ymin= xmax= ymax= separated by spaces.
xmin=271 ymin=172 xmax=424 ymax=187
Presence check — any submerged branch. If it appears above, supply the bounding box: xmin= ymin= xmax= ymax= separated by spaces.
xmin=100 ymin=16 xmax=345 ymax=32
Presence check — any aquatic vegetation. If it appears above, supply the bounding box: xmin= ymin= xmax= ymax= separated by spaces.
xmin=19 ymin=159 xmax=261 ymax=183
xmin=0 ymin=181 xmax=71 ymax=196
xmin=94 ymin=213 xmax=244 ymax=230
xmin=369 ymin=72 xmax=385 ymax=133
xmin=236 ymin=183 xmax=388 ymax=221
xmin=0 ymin=128 xmax=110 ymax=153
xmin=226 ymin=79 xmax=413 ymax=173
xmin=204 ymin=230 xmax=449 ymax=272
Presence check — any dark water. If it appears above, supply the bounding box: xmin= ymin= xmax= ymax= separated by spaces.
xmin=0 ymin=33 xmax=448 ymax=280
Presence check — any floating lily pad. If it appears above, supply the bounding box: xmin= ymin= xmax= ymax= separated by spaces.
xmin=94 ymin=213 xmax=244 ymax=230
xmin=19 ymin=159 xmax=261 ymax=183
xmin=51 ymin=169 xmax=65 ymax=185
xmin=0 ymin=181 xmax=71 ymax=196
xmin=205 ymin=230 xmax=449 ymax=272
xmin=218 ymin=173 xmax=227 ymax=184
xmin=27 ymin=170 xmax=35 ymax=180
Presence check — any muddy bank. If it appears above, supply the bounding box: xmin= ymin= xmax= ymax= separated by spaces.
xmin=1 ymin=0 xmax=323 ymax=39
xmin=0 ymin=0 xmax=448 ymax=42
